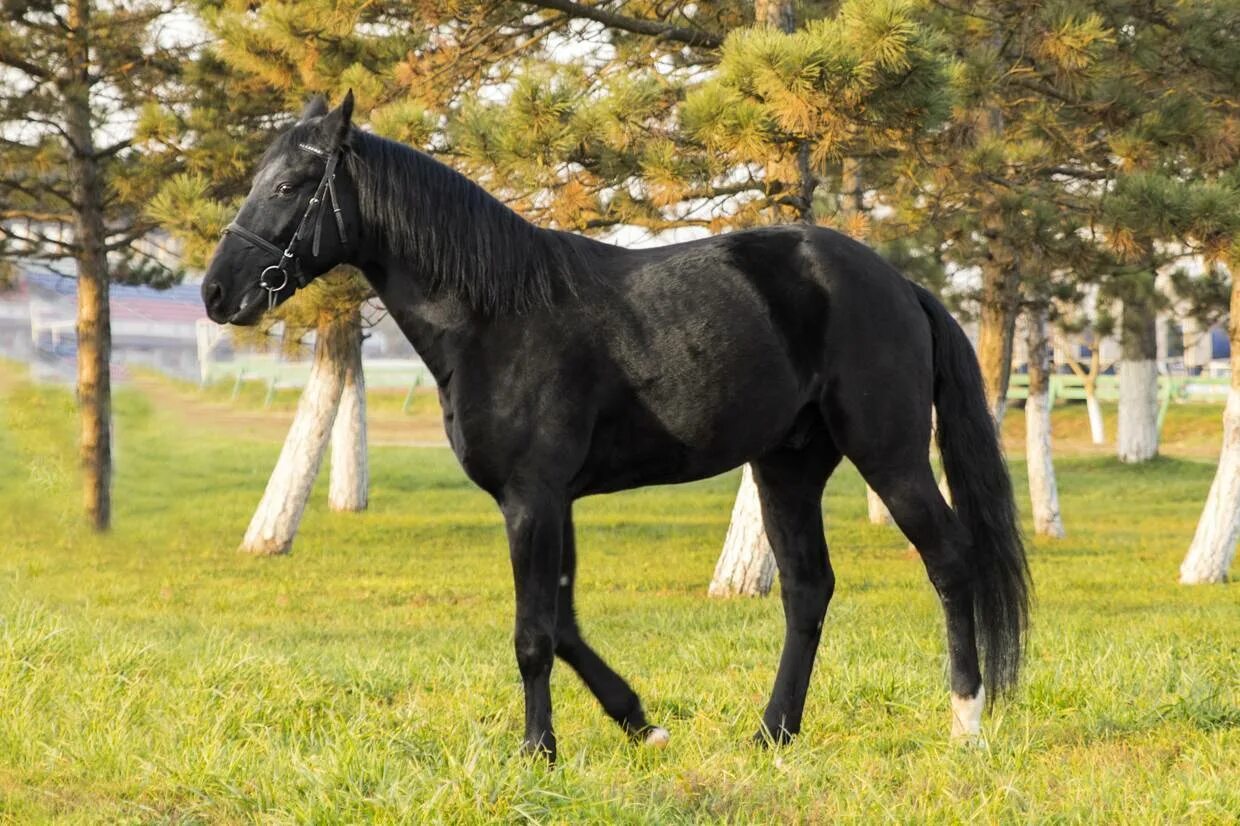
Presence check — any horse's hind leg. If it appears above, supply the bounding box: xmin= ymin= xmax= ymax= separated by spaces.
xmin=751 ymin=436 xmax=842 ymax=745
xmin=554 ymin=509 xmax=668 ymax=746
xmin=859 ymin=458 xmax=984 ymax=741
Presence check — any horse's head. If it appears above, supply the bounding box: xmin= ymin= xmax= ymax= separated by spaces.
xmin=202 ymin=91 xmax=359 ymax=325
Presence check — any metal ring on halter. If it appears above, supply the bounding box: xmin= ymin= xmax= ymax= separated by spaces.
xmin=223 ymin=143 xmax=344 ymax=314
xmin=259 ymin=265 xmax=289 ymax=310
xmin=259 ymin=265 xmax=289 ymax=293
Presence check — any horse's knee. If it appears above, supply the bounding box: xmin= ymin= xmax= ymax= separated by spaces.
xmin=515 ymin=623 xmax=554 ymax=679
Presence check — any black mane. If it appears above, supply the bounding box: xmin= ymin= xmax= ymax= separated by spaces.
xmin=341 ymin=129 xmax=580 ymax=314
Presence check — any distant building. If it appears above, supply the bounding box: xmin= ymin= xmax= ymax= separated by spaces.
xmin=0 ymin=262 xmax=423 ymax=386
xmin=0 ymin=263 xmax=206 ymax=381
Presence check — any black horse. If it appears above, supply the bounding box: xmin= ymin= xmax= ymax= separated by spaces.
xmin=202 ymin=93 xmax=1029 ymax=760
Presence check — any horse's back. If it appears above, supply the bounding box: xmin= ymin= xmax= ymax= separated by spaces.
xmin=561 ymin=225 xmax=929 ymax=492
xmin=449 ymin=225 xmax=935 ymax=497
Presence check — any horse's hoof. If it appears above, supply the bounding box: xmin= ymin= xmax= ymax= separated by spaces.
xmin=521 ymin=735 xmax=557 ymax=763
xmin=752 ymin=726 xmax=795 ymax=748
xmin=950 ymin=686 xmax=985 ymax=745
xmin=643 ymin=726 xmax=670 ymax=748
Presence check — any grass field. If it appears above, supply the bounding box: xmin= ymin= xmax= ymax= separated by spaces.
xmin=0 ymin=366 xmax=1237 ymax=823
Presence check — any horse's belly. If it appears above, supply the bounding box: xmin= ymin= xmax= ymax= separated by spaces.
xmin=574 ymin=365 xmax=808 ymax=495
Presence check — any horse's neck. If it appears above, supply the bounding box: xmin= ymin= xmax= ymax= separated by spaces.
xmin=360 ymin=259 xmax=472 ymax=387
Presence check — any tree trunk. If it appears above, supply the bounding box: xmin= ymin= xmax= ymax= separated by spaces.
xmin=1085 ymin=381 xmax=1105 ymax=445
xmin=239 ymin=311 xmax=349 ymax=554
xmin=329 ymin=310 xmax=368 ymax=512
xmin=66 ymin=0 xmax=111 ymax=531
xmin=1024 ymin=307 xmax=1065 ymax=538
xmin=866 ymin=486 xmax=893 ymax=525
xmin=709 ymin=465 xmax=776 ymax=597
xmin=754 ymin=0 xmax=794 ymax=31
xmin=1117 ymin=297 xmax=1159 ymax=463
xmin=1179 ymin=276 xmax=1240 ymax=584
xmin=1066 ymin=345 xmax=1106 ymax=444
xmin=977 ymin=257 xmax=1020 ymax=422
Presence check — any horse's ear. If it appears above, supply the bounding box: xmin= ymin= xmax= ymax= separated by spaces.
xmin=299 ymin=95 xmax=329 ymax=122
xmin=320 ymin=89 xmax=354 ymax=148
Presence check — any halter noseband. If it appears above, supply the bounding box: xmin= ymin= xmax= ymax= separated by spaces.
xmin=222 ymin=142 xmax=348 ymax=310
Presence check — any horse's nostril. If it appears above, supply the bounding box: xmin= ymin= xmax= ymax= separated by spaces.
xmin=202 ymin=280 xmax=227 ymax=320
xmin=204 ymin=281 xmax=221 ymax=306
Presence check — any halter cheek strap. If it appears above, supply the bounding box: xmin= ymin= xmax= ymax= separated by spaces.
xmin=222 ymin=142 xmax=348 ymax=310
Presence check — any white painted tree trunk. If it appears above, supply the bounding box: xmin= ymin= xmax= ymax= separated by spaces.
xmin=866 ymin=485 xmax=893 ymax=525
xmin=709 ymin=464 xmax=776 ymax=597
xmin=1180 ymin=388 xmax=1240 ymax=583
xmin=1086 ymin=391 xmax=1105 ymax=445
xmin=329 ymin=312 xmax=368 ymax=513
xmin=239 ymin=313 xmax=348 ymax=555
xmin=1180 ymin=280 xmax=1240 ymax=585
xmin=1117 ymin=359 xmax=1159 ymax=463
xmin=1024 ymin=308 xmax=1065 ymax=538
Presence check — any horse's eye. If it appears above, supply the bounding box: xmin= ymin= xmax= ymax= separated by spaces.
xmin=275 ymin=182 xmax=295 ymax=196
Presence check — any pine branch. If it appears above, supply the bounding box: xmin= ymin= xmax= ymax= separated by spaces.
xmin=929 ymin=0 xmax=1005 ymax=26
xmin=0 ymin=223 xmax=78 ymax=256
xmin=1042 ymin=166 xmax=1110 ymax=181
xmin=23 ymin=115 xmax=79 ymax=151
xmin=1010 ymin=76 xmax=1082 ymax=107
xmin=521 ymin=0 xmax=723 ymax=48
xmin=104 ymin=223 xmax=160 ymax=252
xmin=0 ymin=209 xmax=72 ymax=223
xmin=0 ymin=177 xmax=76 ymax=208
xmin=0 ymin=46 xmax=52 ymax=80
xmin=582 ymin=215 xmax=712 ymax=231
xmin=94 ymin=138 xmax=132 ymax=160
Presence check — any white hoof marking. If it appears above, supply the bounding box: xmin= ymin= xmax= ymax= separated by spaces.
xmin=950 ymin=685 xmax=985 ymax=743
xmin=643 ymin=727 xmax=670 ymax=748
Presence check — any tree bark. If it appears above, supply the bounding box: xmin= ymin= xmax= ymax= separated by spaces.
xmin=1117 ymin=297 xmax=1159 ymax=463
xmin=1086 ymin=393 xmax=1105 ymax=444
xmin=1179 ymin=276 xmax=1240 ymax=584
xmin=709 ymin=465 xmax=777 ymax=597
xmin=329 ymin=309 xmax=368 ymax=512
xmin=977 ymin=257 xmax=1020 ymax=422
xmin=754 ymin=0 xmax=795 ymax=31
xmin=239 ymin=311 xmax=349 ymax=554
xmin=1066 ymin=344 xmax=1106 ymax=444
xmin=66 ymin=0 xmax=111 ymax=531
xmin=1085 ymin=374 xmax=1105 ymax=446
xmin=1024 ymin=306 xmax=1065 ymax=538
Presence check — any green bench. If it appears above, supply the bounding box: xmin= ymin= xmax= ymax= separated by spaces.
xmin=1007 ymin=372 xmax=1229 ymax=432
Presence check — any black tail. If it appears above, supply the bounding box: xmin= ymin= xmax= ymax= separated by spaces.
xmin=913 ymin=284 xmax=1031 ymax=696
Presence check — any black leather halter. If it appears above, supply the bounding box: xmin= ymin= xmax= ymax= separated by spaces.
xmin=222 ymin=142 xmax=348 ymax=310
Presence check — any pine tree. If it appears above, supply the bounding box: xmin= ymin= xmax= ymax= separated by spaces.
xmin=887 ymin=3 xmax=1118 ymax=421
xmin=1093 ymin=2 xmax=1240 ymax=580
xmin=0 ymin=0 xmax=188 ymax=530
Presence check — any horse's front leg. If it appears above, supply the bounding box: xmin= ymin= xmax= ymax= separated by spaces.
xmin=501 ymin=492 xmax=566 ymax=760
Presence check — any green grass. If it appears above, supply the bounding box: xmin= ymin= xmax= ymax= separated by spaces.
xmin=0 ymin=368 xmax=1236 ymax=823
